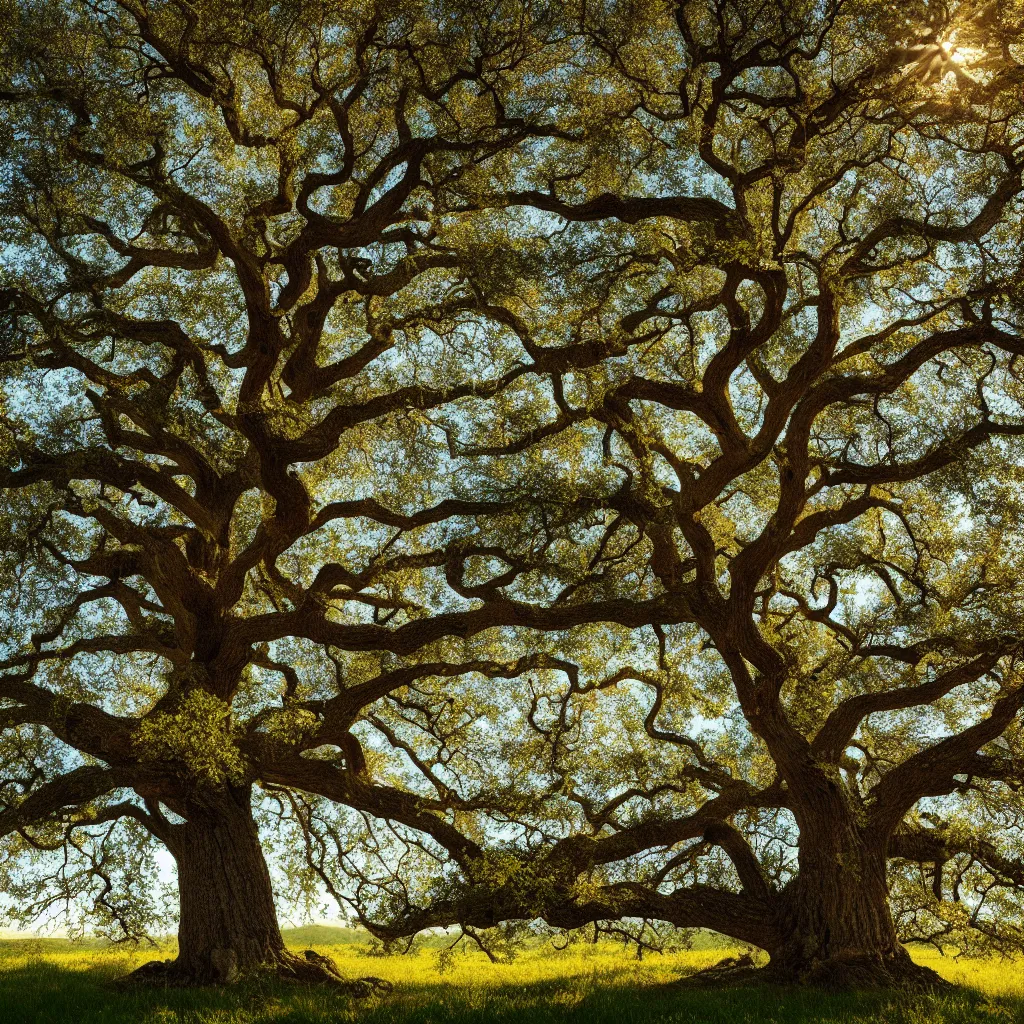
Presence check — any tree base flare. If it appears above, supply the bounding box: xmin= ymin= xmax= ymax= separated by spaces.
xmin=122 ymin=948 xmax=393 ymax=995
xmin=674 ymin=952 xmax=951 ymax=993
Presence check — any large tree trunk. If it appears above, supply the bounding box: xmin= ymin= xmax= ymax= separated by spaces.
xmin=170 ymin=785 xmax=286 ymax=983
xmin=683 ymin=792 xmax=948 ymax=991
xmin=767 ymin=803 xmax=943 ymax=991
xmin=127 ymin=785 xmax=387 ymax=993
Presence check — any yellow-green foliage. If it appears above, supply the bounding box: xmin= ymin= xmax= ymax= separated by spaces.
xmin=134 ymin=691 xmax=247 ymax=784
xmin=1 ymin=939 xmax=1024 ymax=1024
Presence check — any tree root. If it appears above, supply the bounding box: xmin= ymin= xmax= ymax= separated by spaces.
xmin=276 ymin=949 xmax=393 ymax=996
xmin=121 ymin=948 xmax=393 ymax=995
xmin=672 ymin=952 xmax=953 ymax=993
xmin=790 ymin=953 xmax=951 ymax=993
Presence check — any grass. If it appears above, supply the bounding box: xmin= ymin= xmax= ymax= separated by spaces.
xmin=0 ymin=931 xmax=1022 ymax=1024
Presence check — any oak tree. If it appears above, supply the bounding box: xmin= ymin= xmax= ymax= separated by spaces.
xmin=0 ymin=0 xmax=621 ymax=985
xmin=273 ymin=0 xmax=1024 ymax=991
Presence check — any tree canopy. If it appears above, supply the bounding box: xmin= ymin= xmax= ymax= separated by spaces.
xmin=2 ymin=0 xmax=1024 ymax=991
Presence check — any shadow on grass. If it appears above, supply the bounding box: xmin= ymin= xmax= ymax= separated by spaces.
xmin=0 ymin=955 xmax=1013 ymax=1024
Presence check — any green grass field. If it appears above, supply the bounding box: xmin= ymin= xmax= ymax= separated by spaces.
xmin=1 ymin=930 xmax=1021 ymax=1024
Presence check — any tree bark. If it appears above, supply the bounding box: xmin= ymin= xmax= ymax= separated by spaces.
xmin=766 ymin=800 xmax=944 ymax=990
xmin=680 ymin=790 xmax=949 ymax=991
xmin=169 ymin=785 xmax=284 ymax=983
xmin=126 ymin=785 xmax=388 ymax=993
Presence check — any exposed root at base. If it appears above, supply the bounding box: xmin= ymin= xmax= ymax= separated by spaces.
xmin=277 ymin=949 xmax=393 ymax=996
xmin=121 ymin=948 xmax=393 ymax=995
xmin=672 ymin=952 xmax=953 ymax=993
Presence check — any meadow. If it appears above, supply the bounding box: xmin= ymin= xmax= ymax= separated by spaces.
xmin=0 ymin=928 xmax=1022 ymax=1024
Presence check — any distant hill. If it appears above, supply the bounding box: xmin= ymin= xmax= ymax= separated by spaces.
xmin=285 ymin=925 xmax=743 ymax=951
xmin=281 ymin=924 xmax=369 ymax=946
xmin=0 ymin=935 xmax=112 ymax=952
